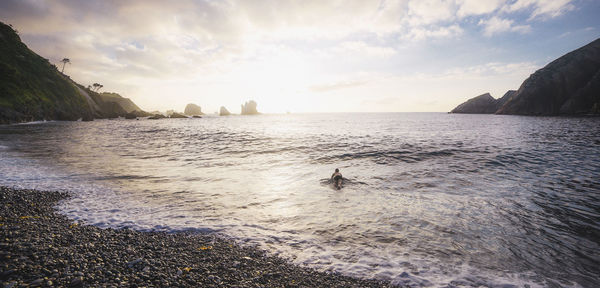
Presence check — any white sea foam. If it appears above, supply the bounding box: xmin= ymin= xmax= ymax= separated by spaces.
xmin=1 ymin=114 xmax=598 ymax=287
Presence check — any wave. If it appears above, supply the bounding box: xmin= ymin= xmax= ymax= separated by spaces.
xmin=315 ymin=148 xmax=464 ymax=165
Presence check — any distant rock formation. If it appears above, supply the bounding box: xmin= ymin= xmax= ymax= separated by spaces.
xmin=169 ymin=112 xmax=188 ymax=118
xmin=148 ymin=114 xmax=166 ymax=120
xmin=450 ymin=93 xmax=497 ymax=114
xmin=219 ymin=106 xmax=231 ymax=116
xmin=241 ymin=100 xmax=259 ymax=115
xmin=184 ymin=103 xmax=203 ymax=115
xmin=89 ymin=92 xmax=150 ymax=119
xmin=451 ymin=90 xmax=517 ymax=114
xmin=98 ymin=92 xmax=142 ymax=113
xmin=497 ymin=38 xmax=600 ymax=115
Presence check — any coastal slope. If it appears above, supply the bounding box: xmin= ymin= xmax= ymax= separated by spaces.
xmin=498 ymin=38 xmax=600 ymax=115
xmin=450 ymin=90 xmax=516 ymax=114
xmin=451 ymin=38 xmax=600 ymax=116
xmin=0 ymin=22 xmax=94 ymax=123
xmin=450 ymin=93 xmax=498 ymax=114
xmin=0 ymin=22 xmax=147 ymax=124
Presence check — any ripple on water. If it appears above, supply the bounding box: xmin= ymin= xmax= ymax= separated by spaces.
xmin=0 ymin=113 xmax=599 ymax=287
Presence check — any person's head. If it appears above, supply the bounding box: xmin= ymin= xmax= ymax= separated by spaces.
xmin=335 ymin=168 xmax=339 ymax=173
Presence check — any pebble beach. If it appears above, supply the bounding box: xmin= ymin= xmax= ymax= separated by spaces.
xmin=0 ymin=187 xmax=395 ymax=287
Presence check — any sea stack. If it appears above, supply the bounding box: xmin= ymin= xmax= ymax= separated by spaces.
xmin=219 ymin=106 xmax=231 ymax=116
xmin=241 ymin=100 xmax=259 ymax=115
xmin=184 ymin=103 xmax=203 ymax=116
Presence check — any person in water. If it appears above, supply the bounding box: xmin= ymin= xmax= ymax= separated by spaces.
xmin=331 ymin=168 xmax=343 ymax=189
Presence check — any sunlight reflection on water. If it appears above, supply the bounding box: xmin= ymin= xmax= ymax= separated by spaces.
xmin=1 ymin=113 xmax=599 ymax=287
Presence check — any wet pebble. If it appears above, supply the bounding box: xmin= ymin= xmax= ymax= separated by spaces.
xmin=0 ymin=187 xmax=398 ymax=287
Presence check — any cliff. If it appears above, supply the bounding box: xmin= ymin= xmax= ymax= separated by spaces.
xmin=498 ymin=38 xmax=600 ymax=115
xmin=450 ymin=90 xmax=517 ymax=114
xmin=0 ymin=22 xmax=147 ymax=124
xmin=451 ymin=38 xmax=600 ymax=116
xmin=184 ymin=103 xmax=203 ymax=115
xmin=0 ymin=22 xmax=94 ymax=123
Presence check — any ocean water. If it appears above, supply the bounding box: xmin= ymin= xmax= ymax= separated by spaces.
xmin=0 ymin=113 xmax=599 ymax=287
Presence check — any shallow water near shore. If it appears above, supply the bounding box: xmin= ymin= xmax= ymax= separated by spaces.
xmin=1 ymin=113 xmax=599 ymax=287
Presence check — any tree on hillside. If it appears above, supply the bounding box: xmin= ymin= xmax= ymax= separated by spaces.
xmin=91 ymin=83 xmax=103 ymax=92
xmin=60 ymin=58 xmax=70 ymax=73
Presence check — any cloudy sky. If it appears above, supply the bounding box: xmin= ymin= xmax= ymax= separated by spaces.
xmin=1 ymin=0 xmax=599 ymax=113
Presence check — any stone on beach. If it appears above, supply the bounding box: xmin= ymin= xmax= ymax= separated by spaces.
xmin=0 ymin=187 xmax=396 ymax=287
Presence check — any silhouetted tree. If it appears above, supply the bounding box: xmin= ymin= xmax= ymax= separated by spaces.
xmin=91 ymin=83 xmax=103 ymax=92
xmin=60 ymin=58 xmax=70 ymax=73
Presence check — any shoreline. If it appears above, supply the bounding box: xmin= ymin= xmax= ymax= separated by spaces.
xmin=0 ymin=187 xmax=396 ymax=287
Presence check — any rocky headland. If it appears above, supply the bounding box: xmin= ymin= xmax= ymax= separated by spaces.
xmin=0 ymin=187 xmax=394 ymax=287
xmin=451 ymin=38 xmax=600 ymax=116
xmin=450 ymin=90 xmax=516 ymax=114
xmin=0 ymin=22 xmax=148 ymax=124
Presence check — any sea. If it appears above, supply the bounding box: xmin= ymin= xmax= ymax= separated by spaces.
xmin=0 ymin=113 xmax=598 ymax=287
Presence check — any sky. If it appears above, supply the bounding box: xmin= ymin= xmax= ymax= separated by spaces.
xmin=1 ymin=0 xmax=599 ymax=113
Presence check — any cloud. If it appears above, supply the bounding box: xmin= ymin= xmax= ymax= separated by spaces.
xmin=502 ymin=0 xmax=575 ymax=20
xmin=407 ymin=0 xmax=456 ymax=26
xmin=456 ymin=0 xmax=504 ymax=17
xmin=332 ymin=41 xmax=397 ymax=58
xmin=478 ymin=16 xmax=531 ymax=36
xmin=0 ymin=0 xmax=586 ymax=112
xmin=444 ymin=61 xmax=539 ymax=77
xmin=404 ymin=24 xmax=463 ymax=41
xmin=310 ymin=80 xmax=369 ymax=93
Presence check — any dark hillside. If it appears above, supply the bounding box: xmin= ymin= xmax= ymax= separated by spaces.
xmin=0 ymin=22 xmax=93 ymax=123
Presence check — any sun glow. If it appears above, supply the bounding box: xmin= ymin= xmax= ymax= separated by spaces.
xmin=232 ymin=52 xmax=316 ymax=113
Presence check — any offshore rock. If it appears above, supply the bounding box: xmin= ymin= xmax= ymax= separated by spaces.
xmin=219 ymin=106 xmax=231 ymax=116
xmin=169 ymin=112 xmax=188 ymax=119
xmin=184 ymin=103 xmax=203 ymax=116
xmin=241 ymin=100 xmax=259 ymax=115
